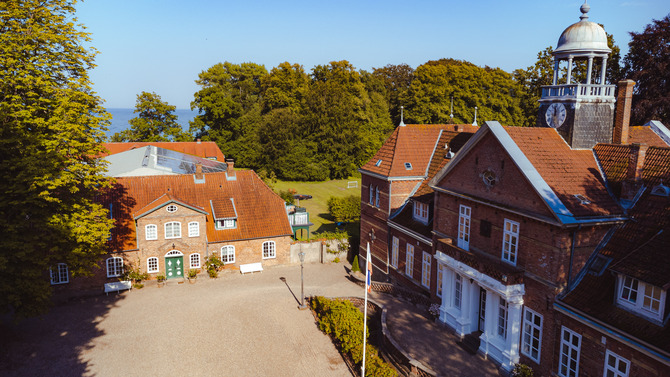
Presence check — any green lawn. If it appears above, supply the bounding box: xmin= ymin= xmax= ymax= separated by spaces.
xmin=272 ymin=177 xmax=361 ymax=238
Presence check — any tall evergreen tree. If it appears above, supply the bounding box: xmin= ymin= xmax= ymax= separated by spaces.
xmin=0 ymin=0 xmax=114 ymax=318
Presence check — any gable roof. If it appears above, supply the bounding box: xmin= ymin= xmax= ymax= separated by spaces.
xmin=360 ymin=124 xmax=479 ymax=179
xmin=133 ymin=193 xmax=208 ymax=219
xmin=103 ymin=171 xmax=292 ymax=251
xmin=559 ymin=145 xmax=670 ymax=356
xmin=102 ymin=141 xmax=226 ymax=161
xmin=430 ymin=121 xmax=625 ymax=225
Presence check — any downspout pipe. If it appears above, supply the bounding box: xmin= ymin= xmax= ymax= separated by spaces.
xmin=567 ymin=224 xmax=581 ymax=290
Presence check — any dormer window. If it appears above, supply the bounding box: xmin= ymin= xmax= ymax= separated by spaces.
xmin=215 ymin=219 xmax=236 ymax=230
xmin=617 ymin=274 xmax=666 ymax=323
xmin=404 ymin=162 xmax=412 ymax=170
xmin=413 ymin=201 xmax=429 ymax=224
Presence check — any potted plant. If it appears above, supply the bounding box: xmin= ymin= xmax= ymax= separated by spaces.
xmin=156 ymin=274 xmax=166 ymax=287
xmin=187 ymin=269 xmax=198 ymax=283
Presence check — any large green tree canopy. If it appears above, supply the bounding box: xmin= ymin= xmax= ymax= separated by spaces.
xmin=112 ymin=91 xmax=190 ymax=142
xmin=623 ymin=14 xmax=670 ymax=126
xmin=0 ymin=0 xmax=114 ymax=318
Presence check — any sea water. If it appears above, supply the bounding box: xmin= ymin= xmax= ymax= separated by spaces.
xmin=105 ymin=108 xmax=199 ymax=138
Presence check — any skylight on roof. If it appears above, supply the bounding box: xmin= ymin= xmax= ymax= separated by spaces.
xmin=574 ymin=194 xmax=591 ymax=205
xmin=375 ymin=159 xmax=382 ymax=167
xmin=404 ymin=162 xmax=412 ymax=170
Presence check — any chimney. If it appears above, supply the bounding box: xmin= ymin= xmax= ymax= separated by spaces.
xmin=225 ymin=158 xmax=236 ymax=181
xmin=620 ymin=143 xmax=648 ymax=203
xmin=613 ymin=80 xmax=635 ymax=144
xmin=195 ymin=163 xmax=203 ymax=178
xmin=197 ymin=138 xmax=201 ymax=144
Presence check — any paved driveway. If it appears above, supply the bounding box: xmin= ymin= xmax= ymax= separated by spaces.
xmin=1 ymin=263 xmax=362 ymax=377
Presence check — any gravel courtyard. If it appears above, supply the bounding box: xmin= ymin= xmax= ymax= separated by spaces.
xmin=1 ymin=262 xmax=364 ymax=377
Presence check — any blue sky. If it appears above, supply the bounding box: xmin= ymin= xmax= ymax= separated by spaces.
xmin=76 ymin=0 xmax=669 ymax=109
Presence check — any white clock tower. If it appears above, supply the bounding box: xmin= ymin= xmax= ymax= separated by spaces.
xmin=538 ymin=1 xmax=616 ymax=149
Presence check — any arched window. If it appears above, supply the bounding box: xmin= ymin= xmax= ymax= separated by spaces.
xmin=147 ymin=257 xmax=159 ymax=273
xmin=106 ymin=257 xmax=124 ymax=277
xmin=165 ymin=250 xmax=184 ymax=257
xmin=221 ymin=245 xmax=235 ymax=264
xmin=190 ymin=253 xmax=201 ymax=268
xmin=50 ymin=263 xmax=69 ymax=285
xmin=188 ymin=221 xmax=199 ymax=237
xmin=165 ymin=221 xmax=181 ymax=239
xmin=262 ymin=241 xmax=276 ymax=259
xmin=145 ymin=224 xmax=157 ymax=240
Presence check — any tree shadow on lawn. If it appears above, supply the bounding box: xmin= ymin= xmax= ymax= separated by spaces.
xmin=0 ymin=293 xmax=126 ymax=377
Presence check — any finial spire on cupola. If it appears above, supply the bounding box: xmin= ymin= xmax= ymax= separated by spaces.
xmin=472 ymin=106 xmax=478 ymax=126
xmin=399 ymin=105 xmax=406 ymax=127
xmin=580 ymin=1 xmax=590 ymax=21
xmin=450 ymin=96 xmax=454 ymax=124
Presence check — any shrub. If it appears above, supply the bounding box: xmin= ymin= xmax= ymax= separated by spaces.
xmin=351 ymin=255 xmax=361 ymax=273
xmin=205 ymin=255 xmax=223 ymax=278
xmin=278 ymin=189 xmax=295 ymax=205
xmin=125 ymin=266 xmax=149 ymax=283
xmin=312 ymin=297 xmax=397 ymax=377
xmin=188 ymin=269 xmax=198 ymax=279
xmin=512 ymin=364 xmax=534 ymax=377
xmin=333 ymin=257 xmax=340 ymax=263
xmin=156 ymin=274 xmax=166 ymax=282
xmin=327 ymin=195 xmax=360 ymax=223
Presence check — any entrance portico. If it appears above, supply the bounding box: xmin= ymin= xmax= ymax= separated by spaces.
xmin=436 ymin=251 xmax=525 ymax=371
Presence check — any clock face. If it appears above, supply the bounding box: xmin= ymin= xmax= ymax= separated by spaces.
xmin=545 ymin=103 xmax=567 ymax=128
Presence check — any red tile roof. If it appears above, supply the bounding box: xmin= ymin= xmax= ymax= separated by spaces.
xmin=102 ymin=142 xmax=225 ymax=161
xmin=628 ymin=126 xmax=669 ymax=147
xmin=211 ymin=198 xmax=237 ymax=219
xmin=103 ymin=171 xmax=292 ymax=251
xmin=561 ymin=145 xmax=670 ymax=353
xmin=505 ymin=127 xmax=622 ymax=217
xmin=360 ymin=124 xmax=479 ymax=178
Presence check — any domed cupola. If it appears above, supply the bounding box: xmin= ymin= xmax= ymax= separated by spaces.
xmin=537 ymin=1 xmax=617 ymax=149
xmin=554 ymin=2 xmax=611 ymax=58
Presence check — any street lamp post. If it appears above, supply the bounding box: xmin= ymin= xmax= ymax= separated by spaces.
xmin=298 ymin=251 xmax=307 ymax=310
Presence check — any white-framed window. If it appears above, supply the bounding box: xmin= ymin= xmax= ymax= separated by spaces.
xmin=454 ymin=274 xmax=462 ymax=309
xmin=147 ymin=257 xmax=159 ymax=273
xmin=498 ymin=297 xmax=508 ymax=339
xmin=522 ymin=308 xmax=543 ymax=363
xmin=50 ymin=263 xmax=69 ymax=285
xmin=390 ymin=236 xmax=399 ymax=268
xmin=421 ymin=252 xmax=431 ymax=288
xmin=502 ymin=219 xmax=519 ymax=265
xmin=369 ymin=185 xmax=374 ymax=205
xmin=617 ymin=275 xmax=666 ymax=321
xmin=221 ymin=245 xmax=235 ymax=264
xmin=190 ymin=253 xmax=201 ymax=268
xmin=558 ymin=326 xmax=581 ymax=377
xmin=458 ymin=205 xmax=471 ymax=250
xmin=106 ymin=257 xmax=124 ymax=278
xmin=145 ymin=224 xmax=157 ymax=240
xmin=188 ymin=221 xmax=199 ymax=237
xmin=604 ymin=350 xmax=630 ymax=377
xmin=405 ymin=244 xmax=414 ymax=277
xmin=375 ymin=186 xmax=380 ymax=207
xmin=263 ymin=241 xmax=276 ymax=259
xmin=436 ymin=265 xmax=444 ymax=297
xmin=215 ymin=219 xmax=236 ymax=229
xmin=165 ymin=221 xmax=181 ymax=239
xmin=166 ymin=204 xmax=178 ymax=213
xmin=414 ymin=202 xmax=429 ymax=223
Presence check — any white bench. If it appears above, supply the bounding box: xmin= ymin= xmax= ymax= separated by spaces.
xmin=239 ymin=262 xmax=263 ymax=274
xmin=104 ymin=280 xmax=132 ymax=295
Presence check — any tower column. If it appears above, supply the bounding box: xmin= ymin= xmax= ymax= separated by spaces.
xmin=586 ymin=56 xmax=594 ymax=85
xmin=553 ymin=59 xmax=559 ymax=85
xmin=600 ymin=57 xmax=608 ymax=84
xmin=566 ymin=57 xmax=573 ymax=84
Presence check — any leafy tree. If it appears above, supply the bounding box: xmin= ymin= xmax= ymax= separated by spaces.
xmin=190 ymin=62 xmax=267 ymax=167
xmin=327 ymin=195 xmax=361 ymax=223
xmin=261 ymin=62 xmax=310 ymax=113
xmin=0 ymin=0 xmax=114 ymax=318
xmin=407 ymin=59 xmax=526 ymax=127
xmin=112 ymin=91 xmax=190 ymax=142
xmin=372 ymin=63 xmax=414 ymax=126
xmin=623 ymin=14 xmax=670 ymax=125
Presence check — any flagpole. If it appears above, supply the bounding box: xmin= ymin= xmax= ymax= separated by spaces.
xmin=362 ymin=242 xmax=370 ymax=377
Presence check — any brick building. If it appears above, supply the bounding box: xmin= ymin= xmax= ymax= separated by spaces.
xmin=358 ymin=3 xmax=670 ymax=375
xmin=50 ymin=143 xmax=293 ymax=295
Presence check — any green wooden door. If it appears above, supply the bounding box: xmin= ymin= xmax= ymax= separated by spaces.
xmin=166 ymin=256 xmax=183 ymax=279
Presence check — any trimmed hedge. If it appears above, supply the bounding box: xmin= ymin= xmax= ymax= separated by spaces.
xmin=312 ymin=296 xmax=397 ymax=377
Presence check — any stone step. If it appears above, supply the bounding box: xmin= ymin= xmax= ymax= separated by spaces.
xmin=458 ymin=332 xmax=481 ymax=355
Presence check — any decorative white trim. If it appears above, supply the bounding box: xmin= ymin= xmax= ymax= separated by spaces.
xmin=387 ymin=221 xmax=433 ymax=246
xmin=165 ymin=250 xmax=184 ymax=257
xmin=647 ymin=120 xmax=670 ymax=146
